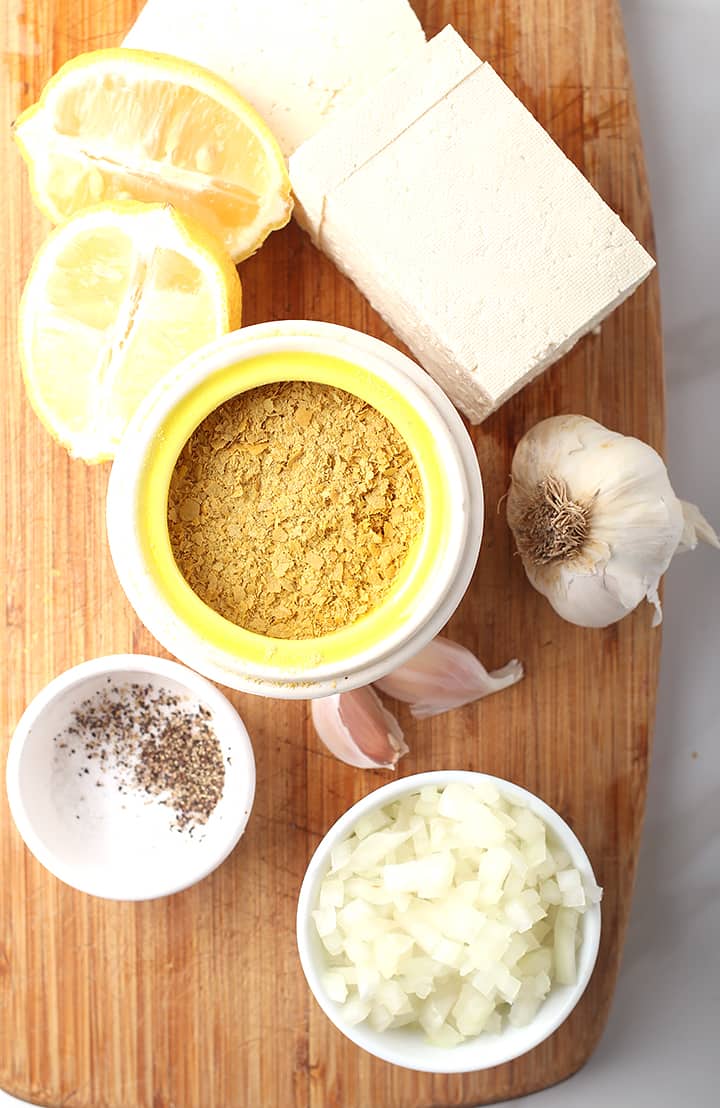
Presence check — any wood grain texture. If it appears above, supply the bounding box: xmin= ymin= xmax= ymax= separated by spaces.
xmin=0 ymin=1 xmax=663 ymax=1105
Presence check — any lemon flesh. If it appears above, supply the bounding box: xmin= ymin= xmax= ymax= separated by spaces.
xmin=19 ymin=200 xmax=242 ymax=462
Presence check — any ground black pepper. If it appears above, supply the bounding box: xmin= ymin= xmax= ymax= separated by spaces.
xmin=55 ymin=683 xmax=225 ymax=831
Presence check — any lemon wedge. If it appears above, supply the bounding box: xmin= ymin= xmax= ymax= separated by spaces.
xmin=18 ymin=200 xmax=242 ymax=463
xmin=13 ymin=48 xmax=292 ymax=262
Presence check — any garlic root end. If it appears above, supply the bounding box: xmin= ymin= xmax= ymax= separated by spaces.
xmin=678 ymin=500 xmax=720 ymax=553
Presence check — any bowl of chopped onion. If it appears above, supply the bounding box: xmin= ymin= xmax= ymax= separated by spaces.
xmin=296 ymin=771 xmax=601 ymax=1072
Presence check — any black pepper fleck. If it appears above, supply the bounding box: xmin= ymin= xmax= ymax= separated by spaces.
xmin=54 ymin=683 xmax=225 ymax=832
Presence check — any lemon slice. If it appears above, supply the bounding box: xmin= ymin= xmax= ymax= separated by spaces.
xmin=19 ymin=200 xmax=242 ymax=463
xmin=13 ymin=48 xmax=292 ymax=262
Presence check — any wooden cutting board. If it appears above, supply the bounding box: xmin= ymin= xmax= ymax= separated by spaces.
xmin=1 ymin=1 xmax=663 ymax=1105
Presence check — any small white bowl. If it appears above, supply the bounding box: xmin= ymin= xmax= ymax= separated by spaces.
xmin=5 ymin=655 xmax=256 ymax=900
xmin=296 ymin=770 xmax=601 ymax=1073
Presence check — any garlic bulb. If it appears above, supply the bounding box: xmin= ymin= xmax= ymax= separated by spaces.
xmin=374 ymin=636 xmax=524 ymax=718
xmin=311 ymin=687 xmax=408 ymax=770
xmin=507 ymin=414 xmax=719 ymax=628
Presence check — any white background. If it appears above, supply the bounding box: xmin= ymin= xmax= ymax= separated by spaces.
xmin=2 ymin=0 xmax=717 ymax=1104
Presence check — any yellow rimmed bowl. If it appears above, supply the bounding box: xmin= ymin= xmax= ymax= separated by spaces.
xmin=107 ymin=321 xmax=483 ymax=697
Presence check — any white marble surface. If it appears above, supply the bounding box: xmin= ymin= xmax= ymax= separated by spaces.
xmin=2 ymin=1 xmax=718 ymax=1105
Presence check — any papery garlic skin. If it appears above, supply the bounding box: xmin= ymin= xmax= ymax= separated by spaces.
xmin=374 ymin=636 xmax=524 ymax=718
xmin=507 ymin=414 xmax=718 ymax=628
xmin=311 ymin=687 xmax=408 ymax=769
xmin=679 ymin=500 xmax=720 ymax=553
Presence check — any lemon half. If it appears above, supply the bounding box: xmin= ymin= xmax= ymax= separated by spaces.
xmin=13 ymin=48 xmax=292 ymax=262
xmin=19 ymin=200 xmax=242 ymax=463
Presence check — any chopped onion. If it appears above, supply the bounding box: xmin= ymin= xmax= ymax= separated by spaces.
xmin=322 ymin=970 xmax=348 ymax=1004
xmin=311 ymin=782 xmax=601 ymax=1044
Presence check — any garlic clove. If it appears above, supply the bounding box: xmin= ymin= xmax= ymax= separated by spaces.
xmin=374 ymin=637 xmax=524 ymax=719
xmin=311 ymin=687 xmax=408 ymax=770
xmin=532 ymin=563 xmax=656 ymax=629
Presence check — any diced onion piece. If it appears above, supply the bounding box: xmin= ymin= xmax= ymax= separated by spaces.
xmin=410 ymin=814 xmax=432 ymax=857
xmin=319 ymin=930 xmax=344 ymax=956
xmin=505 ymin=843 xmax=530 ymax=877
xmin=436 ymin=783 xmax=473 ymax=818
xmin=463 ymin=803 xmax=508 ymax=847
xmin=534 ymin=917 xmax=554 ymax=943
xmin=534 ymin=855 xmax=559 ymax=880
xmin=402 ymin=912 xmax=443 ymax=956
xmin=503 ymin=897 xmax=535 ymax=933
xmin=512 ymin=807 xmax=546 ymax=843
xmin=554 ymin=907 xmax=580 ymax=985
xmin=433 ymin=937 xmax=464 ymax=969
xmin=472 ymin=780 xmax=501 ymax=806
xmin=337 ymin=898 xmax=373 ymax=932
xmin=472 ymin=961 xmax=521 ymax=1003
xmin=311 ymin=907 xmax=336 ymax=937
xmin=557 ymin=868 xmax=587 ymax=908
xmin=428 ymin=1023 xmax=464 ymax=1047
xmin=354 ymin=808 xmax=391 ymax=840
xmin=517 ymin=947 xmax=553 ymax=977
xmin=452 ymin=983 xmax=495 ymax=1036
xmin=356 ymin=965 xmax=381 ymax=1000
xmin=419 ymin=986 xmax=458 ymax=1034
xmin=532 ymin=971 xmax=552 ymax=999
xmin=344 ymin=877 xmax=393 ymax=905
xmin=344 ymin=938 xmax=371 ymax=966
xmin=322 ymin=970 xmax=348 ymax=1004
xmin=369 ymin=1004 xmax=393 ymax=1032
xmin=414 ymin=786 xmax=440 ymax=816
xmin=539 ymin=878 xmax=562 ymax=905
xmin=502 ymin=932 xmax=531 ymax=969
xmin=374 ymin=933 xmax=414 ymax=979
xmin=525 ymin=836 xmax=547 ymax=867
xmin=383 ymin=852 xmax=455 ymax=897
xmin=376 ymin=979 xmax=412 ymax=1016
xmin=508 ymin=984 xmax=542 ymax=1028
xmin=350 ymin=829 xmax=413 ymax=871
xmin=330 ymin=839 xmax=353 ymax=873
xmin=477 ymin=846 xmax=512 ymax=887
xmin=319 ymin=877 xmax=344 ymax=909
xmin=341 ymin=996 xmax=372 ymax=1025
xmin=436 ymin=899 xmax=486 ymax=944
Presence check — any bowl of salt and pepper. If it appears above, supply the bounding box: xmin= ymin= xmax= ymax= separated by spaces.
xmin=6 ymin=655 xmax=255 ymax=899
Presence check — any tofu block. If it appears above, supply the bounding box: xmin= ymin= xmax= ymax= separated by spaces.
xmin=290 ymin=26 xmax=656 ymax=422
xmin=123 ymin=0 xmax=426 ymax=156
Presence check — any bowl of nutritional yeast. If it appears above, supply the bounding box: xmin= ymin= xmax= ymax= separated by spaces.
xmin=107 ymin=320 xmax=484 ymax=699
xmin=5 ymin=655 xmax=256 ymax=900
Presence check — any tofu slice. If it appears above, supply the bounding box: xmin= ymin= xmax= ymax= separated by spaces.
xmin=123 ymin=0 xmax=426 ymax=156
xmin=291 ymin=26 xmax=479 ymax=232
xmin=290 ymin=26 xmax=656 ymax=422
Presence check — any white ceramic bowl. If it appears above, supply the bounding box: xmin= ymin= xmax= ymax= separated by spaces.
xmin=5 ymin=655 xmax=256 ymax=900
xmin=296 ymin=770 xmax=601 ymax=1073
xmin=107 ymin=321 xmax=483 ymax=698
